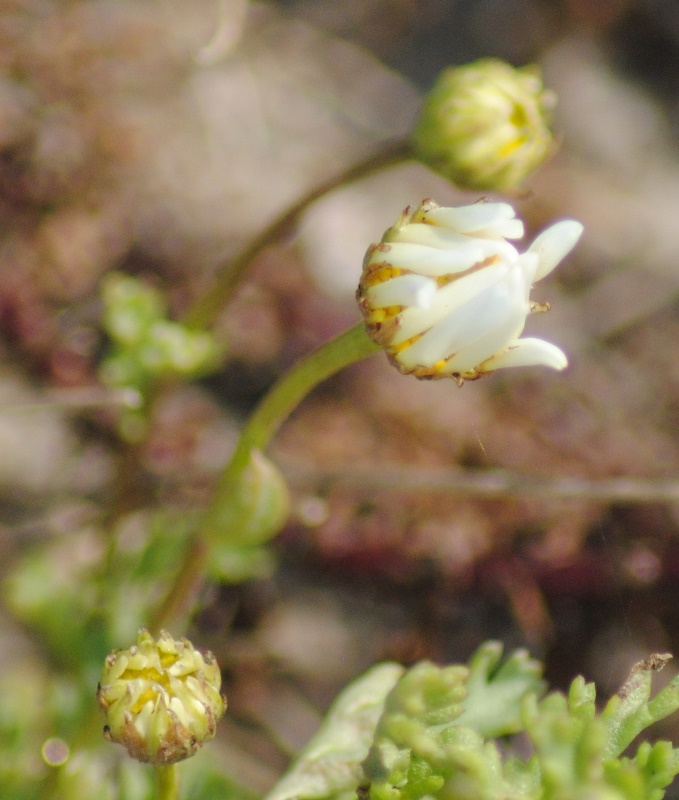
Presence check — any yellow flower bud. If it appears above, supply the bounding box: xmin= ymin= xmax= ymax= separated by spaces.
xmin=357 ymin=199 xmax=582 ymax=385
xmin=412 ymin=59 xmax=555 ymax=192
xmin=97 ymin=629 xmax=226 ymax=764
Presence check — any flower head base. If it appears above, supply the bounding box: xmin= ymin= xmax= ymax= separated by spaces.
xmin=412 ymin=59 xmax=555 ymax=192
xmin=357 ymin=200 xmax=582 ymax=385
xmin=97 ymin=629 xmax=226 ymax=764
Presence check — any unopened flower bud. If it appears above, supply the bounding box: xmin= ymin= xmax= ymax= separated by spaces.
xmin=100 ymin=272 xmax=219 ymax=396
xmin=140 ymin=321 xmax=218 ymax=376
xmin=357 ymin=199 xmax=582 ymax=384
xmin=412 ymin=59 xmax=555 ymax=192
xmin=102 ymin=273 xmax=165 ymax=348
xmin=208 ymin=449 xmax=290 ymax=546
xmin=97 ymin=629 xmax=226 ymax=764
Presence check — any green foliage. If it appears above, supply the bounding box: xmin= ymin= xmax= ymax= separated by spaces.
xmin=455 ymin=642 xmax=544 ymax=737
xmin=3 ymin=512 xmax=191 ymax=676
xmin=522 ymin=661 xmax=679 ymax=800
xmin=100 ymin=273 xmax=220 ymax=399
xmin=0 ymin=507 xmax=266 ymax=800
xmin=205 ymin=540 xmax=277 ymax=584
xmin=0 ymin=661 xmax=52 ymax=800
xmin=601 ymin=654 xmax=679 ymax=759
xmin=49 ymin=743 xmax=256 ymax=800
xmin=4 ymin=530 xmax=112 ymax=675
xmin=267 ymin=645 xmax=679 ymax=800
xmin=265 ymin=663 xmax=405 ymax=800
xmin=363 ymin=644 xmax=543 ymax=800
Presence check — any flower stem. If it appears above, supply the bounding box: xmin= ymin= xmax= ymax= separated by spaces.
xmin=155 ymin=764 xmax=180 ymax=800
xmin=182 ymin=138 xmax=413 ymax=330
xmin=204 ymin=322 xmax=380 ymax=505
xmin=149 ymin=322 xmax=380 ymax=631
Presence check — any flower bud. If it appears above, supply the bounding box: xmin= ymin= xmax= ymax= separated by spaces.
xmin=102 ymin=273 xmax=165 ymax=348
xmin=357 ymin=199 xmax=582 ymax=385
xmin=412 ymin=59 xmax=555 ymax=192
xmin=140 ymin=321 xmax=218 ymax=376
xmin=100 ymin=272 xmax=219 ymax=394
xmin=207 ymin=449 xmax=290 ymax=547
xmin=97 ymin=629 xmax=226 ymax=764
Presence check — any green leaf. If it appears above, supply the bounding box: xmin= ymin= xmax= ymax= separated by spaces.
xmin=363 ymin=645 xmax=543 ymax=800
xmin=602 ymin=654 xmax=679 ymax=759
xmin=455 ymin=641 xmax=544 ymax=737
xmin=265 ymin=663 xmax=404 ymax=800
xmin=268 ymin=646 xmax=679 ymax=800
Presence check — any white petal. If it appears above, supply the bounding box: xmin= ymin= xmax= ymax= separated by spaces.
xmin=529 ymin=220 xmax=584 ymax=281
xmin=392 ymin=304 xmax=445 ymax=343
xmin=390 ymin=222 xmax=520 ymax=263
xmin=472 ymin=218 xmax=525 ymax=240
xmin=441 ymin=310 xmax=527 ymax=375
xmin=517 ymin=251 xmax=540 ymax=288
xmin=419 ymin=202 xmax=519 ymax=237
xmin=391 ymin=222 xmax=478 ymax=250
xmin=391 ymin=260 xmax=514 ymax=345
xmin=479 ymin=337 xmax=568 ymax=372
xmin=367 ymin=241 xmax=486 ymax=277
xmin=366 ymin=274 xmax=437 ymax=309
xmin=396 ymin=269 xmax=528 ymax=368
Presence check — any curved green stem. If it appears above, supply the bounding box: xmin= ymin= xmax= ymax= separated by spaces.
xmin=183 ymin=138 xmax=413 ymax=330
xmin=155 ymin=764 xmax=180 ymax=800
xmin=149 ymin=323 xmax=380 ymax=632
xmin=204 ymin=322 xmax=379 ymax=507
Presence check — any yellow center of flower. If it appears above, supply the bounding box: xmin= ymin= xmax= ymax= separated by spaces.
xmin=497 ymin=135 xmax=527 ymax=159
xmin=121 ymin=665 xmax=172 ymax=685
xmin=131 ymin=685 xmax=162 ymax=714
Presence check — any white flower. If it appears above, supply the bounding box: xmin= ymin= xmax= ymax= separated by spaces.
xmin=357 ymin=199 xmax=582 ymax=385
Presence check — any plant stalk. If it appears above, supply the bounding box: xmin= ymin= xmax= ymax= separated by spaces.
xmin=150 ymin=322 xmax=380 ymax=631
xmin=183 ymin=138 xmax=412 ymax=330
xmin=155 ymin=764 xmax=180 ymax=800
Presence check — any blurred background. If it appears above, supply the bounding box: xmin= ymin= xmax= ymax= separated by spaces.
xmin=3 ymin=0 xmax=679 ymax=795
